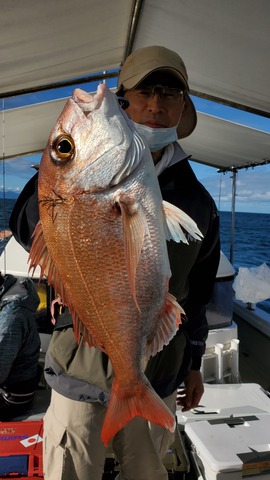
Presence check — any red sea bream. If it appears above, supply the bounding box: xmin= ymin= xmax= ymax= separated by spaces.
xmin=29 ymin=84 xmax=202 ymax=445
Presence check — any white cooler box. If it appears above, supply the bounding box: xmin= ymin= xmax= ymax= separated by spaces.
xmin=177 ymin=383 xmax=270 ymax=426
xmin=185 ymin=413 xmax=270 ymax=480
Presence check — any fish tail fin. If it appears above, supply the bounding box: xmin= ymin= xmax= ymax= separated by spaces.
xmin=101 ymin=379 xmax=175 ymax=446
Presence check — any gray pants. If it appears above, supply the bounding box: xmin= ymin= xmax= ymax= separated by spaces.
xmin=43 ymin=389 xmax=177 ymax=480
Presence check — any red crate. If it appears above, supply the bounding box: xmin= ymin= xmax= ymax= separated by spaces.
xmin=0 ymin=419 xmax=44 ymax=477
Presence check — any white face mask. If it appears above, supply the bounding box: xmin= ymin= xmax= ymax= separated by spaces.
xmin=133 ymin=122 xmax=178 ymax=152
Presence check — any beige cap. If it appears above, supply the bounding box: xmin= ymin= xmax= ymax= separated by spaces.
xmin=117 ymin=45 xmax=197 ymax=138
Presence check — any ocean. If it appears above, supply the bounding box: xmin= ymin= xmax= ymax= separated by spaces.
xmin=219 ymin=210 xmax=270 ymax=315
xmin=0 ymin=199 xmax=269 ymax=314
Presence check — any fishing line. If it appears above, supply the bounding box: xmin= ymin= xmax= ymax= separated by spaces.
xmin=1 ymin=98 xmax=7 ymax=273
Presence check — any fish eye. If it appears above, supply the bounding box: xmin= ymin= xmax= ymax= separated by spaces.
xmin=51 ymin=134 xmax=75 ymax=164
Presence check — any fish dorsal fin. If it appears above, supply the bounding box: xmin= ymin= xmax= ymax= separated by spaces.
xmin=28 ymin=221 xmax=60 ymax=287
xmin=28 ymin=221 xmax=96 ymax=346
xmin=163 ymin=200 xmax=203 ymax=243
xmin=117 ymin=198 xmax=150 ymax=311
xmin=145 ymin=292 xmax=184 ymax=359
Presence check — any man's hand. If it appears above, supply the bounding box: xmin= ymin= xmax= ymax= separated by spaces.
xmin=176 ymin=370 xmax=204 ymax=412
xmin=0 ymin=230 xmax=12 ymax=240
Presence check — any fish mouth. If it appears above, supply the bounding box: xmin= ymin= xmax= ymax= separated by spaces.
xmin=72 ymin=84 xmax=106 ymax=116
xmin=69 ymin=85 xmax=146 ymax=188
xmin=73 ymin=85 xmax=130 ymax=120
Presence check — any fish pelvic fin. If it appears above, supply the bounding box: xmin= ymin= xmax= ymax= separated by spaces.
xmin=101 ymin=378 xmax=175 ymax=446
xmin=145 ymin=292 xmax=184 ymax=359
xmin=117 ymin=198 xmax=150 ymax=311
xmin=163 ymin=200 xmax=203 ymax=243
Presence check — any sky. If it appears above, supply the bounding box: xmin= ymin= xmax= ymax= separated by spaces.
xmin=190 ymin=97 xmax=270 ymax=214
xmin=1 ymin=80 xmax=270 ymax=214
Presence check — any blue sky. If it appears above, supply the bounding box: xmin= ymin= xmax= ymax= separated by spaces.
xmin=1 ymin=78 xmax=270 ymax=214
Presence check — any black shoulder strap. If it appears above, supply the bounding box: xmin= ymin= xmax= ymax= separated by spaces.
xmin=54 ymin=308 xmax=74 ymax=330
xmin=9 ymin=172 xmax=39 ymax=253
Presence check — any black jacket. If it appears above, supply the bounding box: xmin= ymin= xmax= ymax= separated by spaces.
xmin=9 ymin=145 xmax=220 ymax=400
xmin=146 ymin=155 xmax=220 ymax=396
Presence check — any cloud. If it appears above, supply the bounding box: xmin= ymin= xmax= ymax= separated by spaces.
xmin=1 ymin=155 xmax=41 ymax=193
xmin=1 ymin=155 xmax=270 ymax=213
xmin=192 ymin=163 xmax=270 ymax=213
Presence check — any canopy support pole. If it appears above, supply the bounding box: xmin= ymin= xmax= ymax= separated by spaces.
xmin=230 ymin=169 xmax=237 ymax=265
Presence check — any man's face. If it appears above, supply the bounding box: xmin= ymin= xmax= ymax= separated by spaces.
xmin=123 ymin=72 xmax=186 ymax=129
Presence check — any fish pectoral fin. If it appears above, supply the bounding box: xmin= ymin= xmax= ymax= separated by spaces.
xmin=145 ymin=292 xmax=184 ymax=359
xmin=101 ymin=377 xmax=175 ymax=446
xmin=163 ymin=200 xmax=203 ymax=243
xmin=117 ymin=199 xmax=150 ymax=310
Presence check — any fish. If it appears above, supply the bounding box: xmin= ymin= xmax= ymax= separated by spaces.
xmin=29 ymin=84 xmax=203 ymax=446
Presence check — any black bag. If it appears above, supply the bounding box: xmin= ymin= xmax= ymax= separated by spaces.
xmin=9 ymin=172 xmax=39 ymax=253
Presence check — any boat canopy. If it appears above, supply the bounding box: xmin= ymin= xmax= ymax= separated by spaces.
xmin=1 ymin=0 xmax=270 ymax=171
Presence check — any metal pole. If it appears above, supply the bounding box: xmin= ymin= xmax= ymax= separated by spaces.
xmin=230 ymin=169 xmax=237 ymax=265
xmin=122 ymin=0 xmax=145 ymax=62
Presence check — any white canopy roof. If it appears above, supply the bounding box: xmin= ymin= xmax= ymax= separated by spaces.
xmin=181 ymin=114 xmax=270 ymax=171
xmin=1 ymin=0 xmax=132 ymax=95
xmin=1 ymin=0 xmax=270 ymax=170
xmin=1 ymin=100 xmax=269 ymax=171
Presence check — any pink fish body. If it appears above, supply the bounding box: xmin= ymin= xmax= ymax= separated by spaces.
xmin=29 ymin=84 xmax=202 ymax=445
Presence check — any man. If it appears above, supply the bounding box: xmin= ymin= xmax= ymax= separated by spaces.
xmin=0 ymin=272 xmax=41 ymax=420
xmin=9 ymin=46 xmax=220 ymax=479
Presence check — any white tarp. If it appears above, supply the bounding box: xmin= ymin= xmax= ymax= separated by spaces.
xmin=233 ymin=264 xmax=270 ymax=304
xmin=133 ymin=0 xmax=270 ymax=116
xmin=1 ymin=0 xmax=132 ymax=95
xmin=2 ymin=0 xmax=270 ymax=117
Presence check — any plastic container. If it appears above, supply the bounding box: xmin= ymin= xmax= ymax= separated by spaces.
xmin=0 ymin=420 xmax=43 ymax=477
xmin=206 ymin=252 xmax=235 ymax=329
xmin=201 ymin=323 xmax=239 ymax=383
